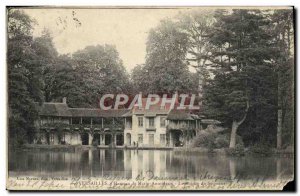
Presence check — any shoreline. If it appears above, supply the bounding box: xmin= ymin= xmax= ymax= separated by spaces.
xmin=10 ymin=144 xmax=295 ymax=157
xmin=21 ymin=144 xmax=174 ymax=151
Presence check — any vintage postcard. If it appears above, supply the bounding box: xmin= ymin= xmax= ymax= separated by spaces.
xmin=6 ymin=6 xmax=295 ymax=191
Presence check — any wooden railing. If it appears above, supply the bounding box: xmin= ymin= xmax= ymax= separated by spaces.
xmin=167 ymin=122 xmax=196 ymax=130
xmin=40 ymin=122 xmax=124 ymax=131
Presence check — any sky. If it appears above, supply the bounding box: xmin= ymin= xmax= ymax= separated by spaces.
xmin=23 ymin=8 xmax=192 ymax=72
xmin=23 ymin=7 xmax=286 ymax=72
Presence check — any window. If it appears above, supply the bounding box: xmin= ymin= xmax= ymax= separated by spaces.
xmin=160 ymin=116 xmax=166 ymax=127
xmin=149 ymin=134 xmax=154 ymax=145
xmin=125 ymin=118 xmax=132 ymax=129
xmin=138 ymin=134 xmax=143 ymax=144
xmin=149 ymin=117 xmax=155 ymax=127
xmin=138 ymin=117 xmax=143 ymax=127
xmin=126 ymin=119 xmax=132 ymax=129
xmin=160 ymin=134 xmax=166 ymax=145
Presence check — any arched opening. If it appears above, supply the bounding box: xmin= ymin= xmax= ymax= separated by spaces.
xmin=105 ymin=134 xmax=112 ymax=145
xmin=59 ymin=131 xmax=66 ymax=145
xmin=116 ymin=134 xmax=124 ymax=146
xmin=171 ymin=130 xmax=183 ymax=147
xmin=126 ymin=133 xmax=131 ymax=146
xmin=81 ymin=132 xmax=89 ymax=145
xmin=92 ymin=133 xmax=100 ymax=145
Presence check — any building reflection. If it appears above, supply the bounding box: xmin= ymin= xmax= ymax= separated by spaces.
xmin=124 ymin=150 xmax=168 ymax=178
xmin=9 ymin=149 xmax=294 ymax=181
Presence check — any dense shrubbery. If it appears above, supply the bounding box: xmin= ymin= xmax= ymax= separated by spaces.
xmin=192 ymin=131 xmax=216 ymax=148
xmin=225 ymin=144 xmax=245 ymax=156
xmin=192 ymin=130 xmax=244 ymax=149
xmin=247 ymin=144 xmax=273 ymax=156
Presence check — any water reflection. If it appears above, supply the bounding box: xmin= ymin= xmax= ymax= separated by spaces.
xmin=9 ymin=149 xmax=294 ymax=181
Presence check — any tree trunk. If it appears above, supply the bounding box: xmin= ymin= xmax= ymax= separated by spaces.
xmin=277 ymin=70 xmax=283 ymax=149
xmin=277 ymin=109 xmax=282 ymax=149
xmin=229 ymin=120 xmax=239 ymax=148
xmin=198 ymin=62 xmax=204 ymax=107
xmin=198 ymin=73 xmax=203 ymax=106
xmin=229 ymin=101 xmax=249 ymax=148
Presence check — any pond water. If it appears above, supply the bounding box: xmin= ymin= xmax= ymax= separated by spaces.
xmin=8 ymin=148 xmax=294 ymax=182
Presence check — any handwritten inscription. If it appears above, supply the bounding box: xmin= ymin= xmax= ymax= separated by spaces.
xmin=7 ymin=171 xmax=292 ymax=190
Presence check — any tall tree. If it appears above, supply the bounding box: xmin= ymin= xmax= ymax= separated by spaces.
xmin=44 ymin=54 xmax=88 ymax=108
xmin=7 ymin=9 xmax=44 ymax=143
xmin=178 ymin=10 xmax=215 ymax=106
xmin=33 ymin=29 xmax=58 ymax=102
xmin=32 ymin=29 xmax=89 ymax=108
xmin=131 ymin=64 xmax=149 ymax=94
xmin=141 ymin=19 xmax=196 ymax=94
xmin=205 ymin=9 xmax=277 ymax=148
xmin=271 ymin=9 xmax=294 ymax=149
xmin=72 ymin=44 xmax=131 ymax=107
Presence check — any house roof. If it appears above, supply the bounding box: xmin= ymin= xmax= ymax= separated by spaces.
xmin=167 ymin=109 xmax=195 ymax=120
xmin=122 ymin=110 xmax=133 ymax=117
xmin=69 ymin=108 xmax=129 ymax=118
xmin=132 ymin=98 xmax=172 ymax=116
xmin=35 ymin=99 xmax=202 ymax=121
xmin=134 ymin=107 xmax=170 ymax=116
xmin=35 ymin=102 xmax=129 ymax=118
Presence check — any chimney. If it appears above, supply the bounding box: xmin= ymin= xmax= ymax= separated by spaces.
xmin=62 ymin=97 xmax=67 ymax=104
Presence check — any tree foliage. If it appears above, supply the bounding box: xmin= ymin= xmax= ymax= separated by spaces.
xmin=203 ymin=9 xmax=293 ymax=148
xmin=132 ymin=20 xmax=197 ymax=94
xmin=7 ymin=8 xmax=294 ymax=150
xmin=8 ymin=9 xmax=43 ymax=143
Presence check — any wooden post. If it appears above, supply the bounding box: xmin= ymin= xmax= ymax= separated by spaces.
xmin=103 ymin=134 xmax=106 ymax=145
xmin=114 ymin=134 xmax=117 ymax=146
xmin=170 ymin=132 xmax=173 ymax=147
xmin=88 ymin=133 xmax=93 ymax=145
xmin=99 ymin=134 xmax=102 ymax=145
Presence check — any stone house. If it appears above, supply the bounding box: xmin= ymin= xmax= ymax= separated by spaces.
xmin=34 ymin=97 xmax=202 ymax=148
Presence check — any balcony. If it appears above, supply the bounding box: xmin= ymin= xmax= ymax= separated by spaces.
xmin=167 ymin=121 xmax=195 ymax=130
xmin=40 ymin=122 xmax=124 ymax=131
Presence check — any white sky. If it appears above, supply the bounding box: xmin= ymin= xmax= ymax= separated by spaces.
xmin=22 ymin=7 xmax=288 ymax=72
xmin=23 ymin=8 xmax=190 ymax=72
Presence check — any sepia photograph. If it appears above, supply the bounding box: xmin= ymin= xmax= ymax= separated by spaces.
xmin=6 ymin=6 xmax=295 ymax=191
